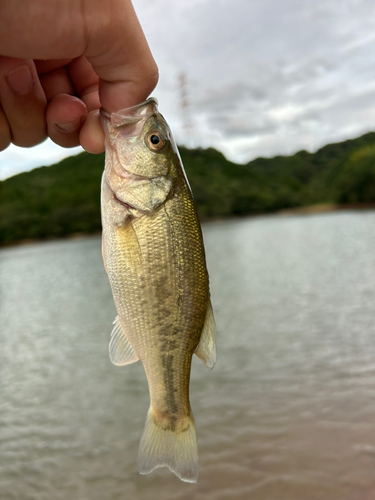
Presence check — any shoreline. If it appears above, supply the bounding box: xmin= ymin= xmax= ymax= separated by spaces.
xmin=277 ymin=202 xmax=375 ymax=215
xmin=2 ymin=203 xmax=375 ymax=249
xmin=0 ymin=231 xmax=102 ymax=249
xmin=199 ymin=202 xmax=375 ymax=224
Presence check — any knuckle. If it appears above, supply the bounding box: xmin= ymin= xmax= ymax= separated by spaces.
xmin=52 ymin=136 xmax=80 ymax=148
xmin=142 ymin=65 xmax=159 ymax=95
xmin=12 ymin=131 xmax=47 ymax=148
xmin=0 ymin=137 xmax=10 ymax=151
xmin=48 ymin=123 xmax=80 ymax=148
xmin=0 ymin=115 xmax=11 ymax=151
xmin=0 ymin=128 xmax=11 ymax=152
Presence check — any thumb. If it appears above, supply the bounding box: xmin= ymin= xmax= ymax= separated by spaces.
xmin=85 ymin=0 xmax=158 ymax=113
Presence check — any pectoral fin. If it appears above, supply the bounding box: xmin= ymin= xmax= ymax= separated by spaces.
xmin=109 ymin=316 xmax=139 ymax=366
xmin=194 ymin=301 xmax=217 ymax=370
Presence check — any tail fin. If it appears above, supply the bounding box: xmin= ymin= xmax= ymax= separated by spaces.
xmin=137 ymin=407 xmax=198 ymax=483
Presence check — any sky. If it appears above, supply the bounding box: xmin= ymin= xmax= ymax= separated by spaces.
xmin=2 ymin=0 xmax=375 ymax=179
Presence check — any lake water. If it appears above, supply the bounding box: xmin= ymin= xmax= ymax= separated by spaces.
xmin=1 ymin=211 xmax=375 ymax=500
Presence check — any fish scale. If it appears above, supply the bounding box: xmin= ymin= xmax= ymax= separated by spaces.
xmin=100 ymin=98 xmax=217 ymax=482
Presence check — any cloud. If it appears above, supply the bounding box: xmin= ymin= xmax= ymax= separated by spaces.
xmin=2 ymin=0 xmax=375 ymax=178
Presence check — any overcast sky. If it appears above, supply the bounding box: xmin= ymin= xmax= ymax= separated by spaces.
xmin=2 ymin=0 xmax=375 ymax=179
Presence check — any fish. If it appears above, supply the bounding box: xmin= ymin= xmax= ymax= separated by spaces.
xmin=100 ymin=98 xmax=217 ymax=483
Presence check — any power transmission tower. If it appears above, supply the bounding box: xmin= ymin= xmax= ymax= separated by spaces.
xmin=178 ymin=72 xmax=195 ymax=148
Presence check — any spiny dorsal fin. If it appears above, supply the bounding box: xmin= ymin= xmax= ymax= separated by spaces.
xmin=109 ymin=316 xmax=139 ymax=366
xmin=194 ymin=301 xmax=217 ymax=370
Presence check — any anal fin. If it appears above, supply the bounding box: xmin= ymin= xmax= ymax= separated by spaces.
xmin=194 ymin=300 xmax=217 ymax=370
xmin=109 ymin=316 xmax=139 ymax=366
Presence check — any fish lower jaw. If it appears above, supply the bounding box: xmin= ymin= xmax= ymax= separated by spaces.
xmin=113 ymin=192 xmax=135 ymax=211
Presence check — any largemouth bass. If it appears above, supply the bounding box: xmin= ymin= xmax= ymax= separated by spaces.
xmin=100 ymin=98 xmax=217 ymax=483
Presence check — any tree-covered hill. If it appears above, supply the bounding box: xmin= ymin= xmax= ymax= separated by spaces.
xmin=1 ymin=131 xmax=375 ymax=244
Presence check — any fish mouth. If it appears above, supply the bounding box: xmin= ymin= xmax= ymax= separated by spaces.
xmin=100 ymin=98 xmax=158 ymax=129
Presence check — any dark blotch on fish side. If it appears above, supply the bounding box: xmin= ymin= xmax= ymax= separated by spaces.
xmin=161 ymin=352 xmax=179 ymax=429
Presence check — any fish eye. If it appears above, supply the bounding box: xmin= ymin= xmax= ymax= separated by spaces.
xmin=146 ymin=132 xmax=167 ymax=151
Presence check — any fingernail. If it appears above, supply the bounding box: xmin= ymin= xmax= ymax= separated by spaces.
xmin=56 ymin=117 xmax=83 ymax=134
xmin=6 ymin=65 xmax=33 ymax=95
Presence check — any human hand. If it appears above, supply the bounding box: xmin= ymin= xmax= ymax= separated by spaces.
xmin=0 ymin=0 xmax=158 ymax=153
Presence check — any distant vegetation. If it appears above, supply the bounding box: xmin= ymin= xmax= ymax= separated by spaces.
xmin=1 ymin=132 xmax=375 ymax=244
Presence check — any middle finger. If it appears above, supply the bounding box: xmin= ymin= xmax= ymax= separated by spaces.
xmin=0 ymin=56 xmax=47 ymax=147
xmin=39 ymin=66 xmax=76 ymax=102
